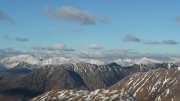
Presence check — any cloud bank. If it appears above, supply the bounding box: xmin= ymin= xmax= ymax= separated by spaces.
xmin=89 ymin=44 xmax=103 ymax=50
xmin=0 ymin=48 xmax=24 ymax=58
xmin=0 ymin=46 xmax=180 ymax=62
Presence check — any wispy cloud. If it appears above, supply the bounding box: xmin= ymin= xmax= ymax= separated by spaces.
xmin=0 ymin=48 xmax=24 ymax=58
xmin=2 ymin=35 xmax=12 ymax=40
xmin=79 ymin=49 xmax=133 ymax=59
xmin=47 ymin=44 xmax=75 ymax=51
xmin=16 ymin=37 xmax=29 ymax=42
xmin=0 ymin=47 xmax=180 ymax=62
xmin=32 ymin=44 xmax=75 ymax=51
xmin=144 ymin=40 xmax=178 ymax=45
xmin=89 ymin=43 xmax=103 ymax=50
xmin=123 ymin=35 xmax=140 ymax=42
xmin=123 ymin=34 xmax=178 ymax=45
xmin=0 ymin=10 xmax=15 ymax=25
xmin=44 ymin=6 xmax=109 ymax=25
xmin=2 ymin=36 xmax=28 ymax=42
xmin=59 ymin=28 xmax=86 ymax=32
xmin=175 ymin=16 xmax=180 ymax=24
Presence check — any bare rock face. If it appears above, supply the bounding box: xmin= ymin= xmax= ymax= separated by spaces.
xmin=111 ymin=69 xmax=180 ymax=101
xmin=30 ymin=89 xmax=137 ymax=101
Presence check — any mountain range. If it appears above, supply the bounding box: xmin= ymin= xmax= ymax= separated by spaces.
xmin=0 ymin=54 xmax=179 ymax=101
xmin=0 ymin=54 xmax=180 ymax=69
xmin=32 ymin=69 xmax=179 ymax=101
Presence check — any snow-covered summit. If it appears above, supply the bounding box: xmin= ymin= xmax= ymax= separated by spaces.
xmin=0 ymin=55 xmax=104 ymax=68
xmin=113 ymin=57 xmax=162 ymax=66
xmin=113 ymin=58 xmax=133 ymax=66
xmin=1 ymin=54 xmax=180 ymax=69
xmin=0 ymin=54 xmax=40 ymax=68
xmin=41 ymin=57 xmax=104 ymax=66
xmin=132 ymin=57 xmax=162 ymax=65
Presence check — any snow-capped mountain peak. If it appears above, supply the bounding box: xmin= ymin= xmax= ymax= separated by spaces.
xmin=113 ymin=57 xmax=162 ymax=66
xmin=113 ymin=58 xmax=133 ymax=66
xmin=132 ymin=57 xmax=162 ymax=65
xmin=41 ymin=57 xmax=104 ymax=66
xmin=0 ymin=54 xmax=40 ymax=68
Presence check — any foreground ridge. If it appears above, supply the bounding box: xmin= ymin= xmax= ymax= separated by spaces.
xmin=31 ymin=89 xmax=137 ymax=101
xmin=111 ymin=69 xmax=180 ymax=101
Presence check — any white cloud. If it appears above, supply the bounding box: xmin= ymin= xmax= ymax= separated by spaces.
xmin=0 ymin=10 xmax=15 ymax=24
xmin=123 ymin=35 xmax=140 ymax=42
xmin=175 ymin=16 xmax=180 ymax=24
xmin=89 ymin=44 xmax=102 ymax=50
xmin=144 ymin=40 xmax=178 ymax=45
xmin=44 ymin=6 xmax=108 ymax=25
xmin=47 ymin=44 xmax=75 ymax=51
xmin=48 ymin=44 xmax=66 ymax=50
xmin=79 ymin=50 xmax=132 ymax=59
xmin=32 ymin=44 xmax=75 ymax=51
xmin=0 ymin=48 xmax=24 ymax=58
xmin=16 ymin=37 xmax=29 ymax=42
xmin=59 ymin=28 xmax=86 ymax=32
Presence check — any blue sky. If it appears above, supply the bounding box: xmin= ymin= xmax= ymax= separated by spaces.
xmin=0 ymin=0 xmax=180 ymax=59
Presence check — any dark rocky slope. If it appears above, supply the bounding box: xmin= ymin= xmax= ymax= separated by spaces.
xmin=111 ymin=69 xmax=180 ymax=101
xmin=0 ymin=62 xmax=179 ymax=101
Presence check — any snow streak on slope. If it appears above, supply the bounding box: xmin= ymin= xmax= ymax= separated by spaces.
xmin=111 ymin=69 xmax=180 ymax=101
xmin=31 ymin=89 xmax=137 ymax=101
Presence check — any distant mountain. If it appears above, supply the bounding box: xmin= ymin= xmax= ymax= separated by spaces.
xmin=0 ymin=54 xmax=180 ymax=70
xmin=31 ymin=89 xmax=137 ymax=101
xmin=110 ymin=69 xmax=180 ymax=101
xmin=113 ymin=57 xmax=163 ymax=66
xmin=0 ymin=54 xmax=40 ymax=68
xmin=41 ymin=57 xmax=104 ymax=66
xmin=113 ymin=58 xmax=133 ymax=66
xmin=132 ymin=57 xmax=163 ymax=65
